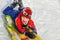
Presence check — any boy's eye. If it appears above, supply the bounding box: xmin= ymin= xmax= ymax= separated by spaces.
xmin=24 ymin=13 xmax=28 ymax=16
xmin=23 ymin=11 xmax=28 ymax=16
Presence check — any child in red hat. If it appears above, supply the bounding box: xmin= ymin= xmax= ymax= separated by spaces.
xmin=15 ymin=7 xmax=37 ymax=40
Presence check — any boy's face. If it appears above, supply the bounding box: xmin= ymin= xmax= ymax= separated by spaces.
xmin=21 ymin=16 xmax=29 ymax=25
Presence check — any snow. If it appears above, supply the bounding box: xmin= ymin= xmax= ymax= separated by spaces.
xmin=0 ymin=0 xmax=60 ymax=40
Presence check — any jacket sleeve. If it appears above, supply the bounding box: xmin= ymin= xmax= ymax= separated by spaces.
xmin=15 ymin=14 xmax=25 ymax=34
xmin=28 ymin=20 xmax=36 ymax=30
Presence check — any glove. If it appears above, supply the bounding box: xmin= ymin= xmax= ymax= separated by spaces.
xmin=33 ymin=30 xmax=37 ymax=34
xmin=22 ymin=24 xmax=28 ymax=27
xmin=25 ymin=32 xmax=35 ymax=39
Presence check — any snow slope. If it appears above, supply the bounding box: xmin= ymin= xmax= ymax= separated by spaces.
xmin=0 ymin=0 xmax=60 ymax=40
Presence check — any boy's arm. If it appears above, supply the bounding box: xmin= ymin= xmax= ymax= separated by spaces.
xmin=15 ymin=14 xmax=25 ymax=34
xmin=28 ymin=20 xmax=37 ymax=34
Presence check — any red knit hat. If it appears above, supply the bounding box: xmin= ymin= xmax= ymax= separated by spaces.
xmin=20 ymin=7 xmax=32 ymax=19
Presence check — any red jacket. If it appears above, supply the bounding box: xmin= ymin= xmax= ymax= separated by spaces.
xmin=15 ymin=12 xmax=36 ymax=33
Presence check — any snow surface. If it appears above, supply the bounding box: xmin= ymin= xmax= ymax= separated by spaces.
xmin=0 ymin=0 xmax=60 ymax=40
